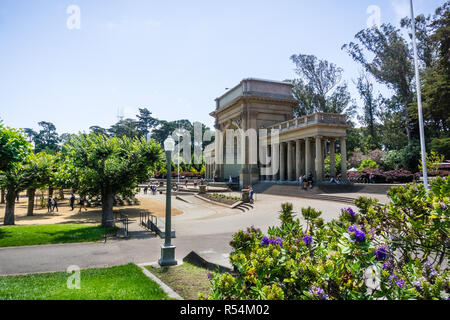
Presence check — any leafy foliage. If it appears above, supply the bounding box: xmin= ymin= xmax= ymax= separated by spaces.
xmin=204 ymin=178 xmax=450 ymax=300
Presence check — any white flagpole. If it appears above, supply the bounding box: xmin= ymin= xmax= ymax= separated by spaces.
xmin=410 ymin=0 xmax=429 ymax=193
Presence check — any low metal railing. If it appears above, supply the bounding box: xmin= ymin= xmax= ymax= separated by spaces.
xmin=114 ymin=213 xmax=129 ymax=238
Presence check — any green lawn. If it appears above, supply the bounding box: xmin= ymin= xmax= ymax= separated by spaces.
xmin=0 ymin=264 xmax=169 ymax=300
xmin=147 ymin=262 xmax=213 ymax=300
xmin=0 ymin=224 xmax=117 ymax=247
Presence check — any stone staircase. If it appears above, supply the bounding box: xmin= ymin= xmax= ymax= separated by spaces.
xmin=231 ymin=201 xmax=254 ymax=212
xmin=253 ymin=183 xmax=357 ymax=205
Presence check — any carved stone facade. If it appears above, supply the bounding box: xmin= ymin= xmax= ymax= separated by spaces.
xmin=205 ymin=78 xmax=348 ymax=188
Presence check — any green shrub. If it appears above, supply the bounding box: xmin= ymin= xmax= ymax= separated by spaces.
xmin=358 ymin=159 xmax=379 ymax=172
xmin=204 ymin=177 xmax=450 ymax=300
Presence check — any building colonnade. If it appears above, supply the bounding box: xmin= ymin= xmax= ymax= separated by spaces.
xmin=261 ymin=136 xmax=347 ymax=182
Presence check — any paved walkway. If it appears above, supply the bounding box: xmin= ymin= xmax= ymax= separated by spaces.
xmin=0 ymin=192 xmax=371 ymax=276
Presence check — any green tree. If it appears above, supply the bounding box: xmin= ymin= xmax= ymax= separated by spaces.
xmin=343 ymin=24 xmax=415 ymax=142
xmin=108 ymin=119 xmax=139 ymax=138
xmin=0 ymin=124 xmax=32 ymax=225
xmin=419 ymin=3 xmax=450 ymax=141
xmin=64 ymin=133 xmax=162 ymax=227
xmin=24 ymin=152 xmax=55 ymax=216
xmin=430 ymin=137 xmax=450 ymax=159
xmin=89 ymin=126 xmax=109 ymax=136
xmin=355 ymin=73 xmax=383 ymax=150
xmin=136 ymin=107 xmax=158 ymax=138
xmin=24 ymin=121 xmax=60 ymax=154
xmin=289 ymin=54 xmax=356 ymax=119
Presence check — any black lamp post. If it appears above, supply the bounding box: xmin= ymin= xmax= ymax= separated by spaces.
xmin=159 ymin=135 xmax=177 ymax=266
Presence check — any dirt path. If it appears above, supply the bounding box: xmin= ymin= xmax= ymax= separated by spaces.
xmin=0 ymin=195 xmax=182 ymax=226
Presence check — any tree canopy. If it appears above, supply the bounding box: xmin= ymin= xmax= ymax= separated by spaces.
xmin=64 ymin=133 xmax=163 ymax=226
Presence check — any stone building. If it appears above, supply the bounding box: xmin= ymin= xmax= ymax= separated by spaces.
xmin=204 ymin=78 xmax=348 ymax=188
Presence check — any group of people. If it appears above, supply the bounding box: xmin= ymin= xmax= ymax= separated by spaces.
xmin=143 ymin=184 xmax=158 ymax=195
xmin=299 ymin=173 xmax=314 ymax=190
xmin=46 ymin=196 xmax=59 ymax=213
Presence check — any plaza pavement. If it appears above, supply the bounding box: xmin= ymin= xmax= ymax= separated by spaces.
xmin=0 ymin=191 xmax=381 ymax=276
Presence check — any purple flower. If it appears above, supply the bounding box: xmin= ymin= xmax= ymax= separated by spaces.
xmin=354 ymin=230 xmax=366 ymax=242
xmin=261 ymin=236 xmax=270 ymax=246
xmin=388 ymin=274 xmax=398 ymax=282
xmin=348 ymin=225 xmax=357 ymax=233
xmin=395 ymin=279 xmax=406 ymax=289
xmin=412 ymin=281 xmax=422 ymax=292
xmin=261 ymin=236 xmax=283 ymax=247
xmin=383 ymin=261 xmax=393 ymax=271
xmin=207 ymin=272 xmax=213 ymax=281
xmin=422 ymin=262 xmax=439 ymax=280
xmin=375 ymin=247 xmax=388 ymax=261
xmin=347 ymin=208 xmax=356 ymax=217
xmin=302 ymin=235 xmax=312 ymax=246
xmin=270 ymin=237 xmax=283 ymax=246
xmin=308 ymin=286 xmax=328 ymax=300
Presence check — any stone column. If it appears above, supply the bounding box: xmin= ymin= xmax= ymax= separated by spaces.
xmin=268 ymin=145 xmax=273 ymax=181
xmin=305 ymin=137 xmax=311 ymax=176
xmin=315 ymin=136 xmax=323 ymax=181
xmin=299 ymin=141 xmax=305 ymax=176
xmin=214 ymin=129 xmax=224 ymax=179
xmin=287 ymin=141 xmax=294 ymax=181
xmin=295 ymin=140 xmax=301 ymax=180
xmin=340 ymin=137 xmax=348 ymax=182
xmin=280 ymin=142 xmax=286 ymax=181
xmin=329 ymin=139 xmax=336 ymax=178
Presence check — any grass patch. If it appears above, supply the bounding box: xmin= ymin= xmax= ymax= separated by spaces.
xmin=0 ymin=264 xmax=169 ymax=300
xmin=147 ymin=262 xmax=214 ymax=300
xmin=0 ymin=224 xmax=117 ymax=247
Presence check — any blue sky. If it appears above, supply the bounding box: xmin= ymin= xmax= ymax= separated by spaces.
xmin=0 ymin=0 xmax=445 ymax=134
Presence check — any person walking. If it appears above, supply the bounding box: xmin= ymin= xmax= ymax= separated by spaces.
xmin=69 ymin=193 xmax=76 ymax=211
xmin=52 ymin=196 xmax=58 ymax=212
xmin=79 ymin=196 xmax=87 ymax=213
xmin=47 ymin=197 xmax=52 ymax=213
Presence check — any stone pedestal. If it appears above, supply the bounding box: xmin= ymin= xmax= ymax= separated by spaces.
xmin=241 ymin=189 xmax=250 ymax=203
xmin=199 ymin=185 xmax=207 ymax=194
xmin=159 ymin=245 xmax=177 ymax=266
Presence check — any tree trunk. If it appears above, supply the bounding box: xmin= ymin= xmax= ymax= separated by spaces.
xmin=4 ymin=189 xmax=16 ymax=225
xmin=1 ymin=188 xmax=5 ymax=204
xmin=27 ymin=188 xmax=36 ymax=216
xmin=59 ymin=189 xmax=65 ymax=200
xmin=48 ymin=187 xmax=54 ymax=198
xmin=101 ymin=190 xmax=115 ymax=227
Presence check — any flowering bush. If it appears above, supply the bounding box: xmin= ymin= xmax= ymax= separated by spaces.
xmin=202 ymin=177 xmax=450 ymax=300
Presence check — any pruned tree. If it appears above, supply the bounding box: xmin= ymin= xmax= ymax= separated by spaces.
xmin=24 ymin=152 xmax=55 ymax=216
xmin=64 ymin=133 xmax=163 ymax=227
xmin=0 ymin=124 xmax=32 ymax=225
